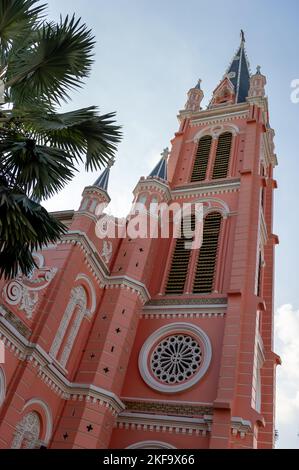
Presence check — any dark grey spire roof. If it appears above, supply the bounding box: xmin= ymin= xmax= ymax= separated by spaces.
xmin=149 ymin=158 xmax=167 ymax=180
xmin=225 ymin=31 xmax=250 ymax=103
xmin=93 ymin=167 xmax=110 ymax=191
xmin=149 ymin=148 xmax=169 ymax=180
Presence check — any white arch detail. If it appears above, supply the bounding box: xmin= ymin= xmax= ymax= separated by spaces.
xmin=127 ymin=440 xmax=176 ymax=449
xmin=0 ymin=366 xmax=6 ymax=406
xmin=195 ymin=196 xmax=230 ymax=218
xmin=23 ymin=398 xmax=53 ymax=444
xmin=75 ymin=273 xmax=97 ymax=314
xmin=193 ymin=123 xmax=240 ymax=141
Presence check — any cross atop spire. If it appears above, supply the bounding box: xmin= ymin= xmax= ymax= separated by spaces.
xmin=195 ymin=78 xmax=202 ymax=90
xmin=240 ymin=29 xmax=245 ymax=43
xmin=161 ymin=147 xmax=170 ymax=160
xmin=149 ymin=147 xmax=168 ymax=180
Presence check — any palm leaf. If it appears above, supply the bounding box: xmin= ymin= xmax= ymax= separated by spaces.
xmin=0 ymin=0 xmax=45 ymax=67
xmin=0 ymin=187 xmax=66 ymax=277
xmin=22 ymin=107 xmax=122 ymax=169
xmin=0 ymin=131 xmax=76 ymax=199
xmin=6 ymin=14 xmax=95 ymax=106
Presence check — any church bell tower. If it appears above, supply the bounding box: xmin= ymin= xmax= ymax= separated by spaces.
xmin=110 ymin=31 xmax=279 ymax=449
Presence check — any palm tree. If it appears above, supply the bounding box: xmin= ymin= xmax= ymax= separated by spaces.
xmin=0 ymin=0 xmax=121 ymax=279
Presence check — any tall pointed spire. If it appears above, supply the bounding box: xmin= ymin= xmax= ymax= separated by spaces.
xmin=224 ymin=30 xmax=250 ymax=103
xmin=149 ymin=148 xmax=169 ymax=180
xmin=93 ymin=158 xmax=115 ymax=191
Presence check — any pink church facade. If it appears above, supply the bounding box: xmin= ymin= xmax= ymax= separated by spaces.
xmin=0 ymin=35 xmax=280 ymax=449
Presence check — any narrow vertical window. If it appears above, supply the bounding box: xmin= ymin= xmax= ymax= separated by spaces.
xmin=212 ymin=132 xmax=232 ymax=179
xmin=191 ymin=135 xmax=212 ymax=182
xmin=193 ymin=212 xmax=222 ymax=294
xmin=165 ymin=215 xmax=195 ymax=294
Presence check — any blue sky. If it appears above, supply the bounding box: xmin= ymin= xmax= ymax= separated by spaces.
xmin=45 ymin=0 xmax=299 ymax=448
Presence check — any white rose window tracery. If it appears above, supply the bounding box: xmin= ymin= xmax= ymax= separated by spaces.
xmin=150 ymin=334 xmax=202 ymax=384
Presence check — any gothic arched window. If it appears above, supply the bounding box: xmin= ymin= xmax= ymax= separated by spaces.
xmin=49 ymin=286 xmax=87 ymax=368
xmin=212 ymin=132 xmax=232 ymax=179
xmin=193 ymin=212 xmax=222 ymax=293
xmin=191 ymin=135 xmax=212 ymax=182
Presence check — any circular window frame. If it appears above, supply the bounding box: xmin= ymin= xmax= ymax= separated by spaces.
xmin=138 ymin=323 xmax=212 ymax=393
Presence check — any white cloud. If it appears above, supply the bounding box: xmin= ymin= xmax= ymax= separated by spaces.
xmin=275 ymin=304 xmax=299 ymax=448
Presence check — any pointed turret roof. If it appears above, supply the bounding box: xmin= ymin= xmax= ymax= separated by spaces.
xmin=149 ymin=148 xmax=169 ymax=180
xmin=93 ymin=167 xmax=110 ymax=190
xmin=93 ymin=158 xmax=115 ymax=191
xmin=224 ymin=30 xmax=250 ymax=103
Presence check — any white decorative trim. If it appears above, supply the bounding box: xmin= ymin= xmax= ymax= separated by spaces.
xmin=0 ymin=315 xmax=125 ymax=414
xmin=138 ymin=323 xmax=212 ymax=393
xmin=171 ymin=180 xmax=240 ymax=200
xmin=193 ymin=123 xmax=239 ymax=141
xmin=141 ymin=311 xmax=225 ymax=319
xmin=0 ymin=366 xmax=6 ymax=406
xmin=231 ymin=417 xmax=252 ymax=439
xmin=100 ymin=241 xmax=113 ymax=264
xmin=134 ymin=178 xmax=172 ymax=202
xmin=2 ymin=256 xmax=57 ymax=319
xmin=57 ymin=230 xmax=150 ymax=304
xmin=116 ymin=411 xmax=212 ymax=436
xmin=121 ymin=396 xmax=213 ymax=407
xmin=127 ymin=440 xmax=176 ymax=449
xmin=11 ymin=411 xmax=41 ymax=449
xmin=75 ymin=273 xmax=97 ymax=314
xmin=23 ymin=398 xmax=53 ymax=444
xmin=49 ymin=286 xmax=87 ymax=361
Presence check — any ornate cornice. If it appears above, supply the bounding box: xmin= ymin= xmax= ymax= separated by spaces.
xmin=141 ymin=311 xmax=225 ymax=319
xmin=116 ymin=411 xmax=213 ymax=436
xmin=123 ymin=399 xmax=213 ymax=417
xmin=0 ymin=304 xmax=31 ymax=339
xmin=133 ymin=177 xmax=172 ymax=202
xmin=0 ymin=315 xmax=124 ymax=414
xmin=171 ymin=179 xmax=240 ymax=200
xmin=146 ymin=297 xmax=227 ymax=306
xmin=57 ymin=231 xmax=150 ymax=304
xmin=178 ymin=105 xmax=249 ymax=129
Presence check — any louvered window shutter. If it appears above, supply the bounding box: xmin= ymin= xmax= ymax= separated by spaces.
xmin=212 ymin=132 xmax=232 ymax=179
xmin=193 ymin=212 xmax=222 ymax=294
xmin=165 ymin=215 xmax=195 ymax=294
xmin=191 ymin=135 xmax=212 ymax=182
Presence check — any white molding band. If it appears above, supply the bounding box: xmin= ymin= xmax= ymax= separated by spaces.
xmin=126 ymin=440 xmax=176 ymax=449
xmin=138 ymin=323 xmax=212 ymax=393
xmin=23 ymin=398 xmax=53 ymax=444
xmin=0 ymin=366 xmax=6 ymax=406
xmin=0 ymin=316 xmax=125 ymax=414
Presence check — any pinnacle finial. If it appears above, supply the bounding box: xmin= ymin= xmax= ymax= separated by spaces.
xmin=195 ymin=78 xmax=202 ymax=90
xmin=161 ymin=147 xmax=170 ymax=160
xmin=107 ymin=157 xmax=115 ymax=168
xmin=256 ymin=65 xmax=261 ymax=75
xmin=240 ymin=29 xmax=245 ymax=43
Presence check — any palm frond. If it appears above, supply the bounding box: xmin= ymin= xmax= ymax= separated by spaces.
xmin=0 ymin=187 xmax=66 ymax=277
xmin=0 ymin=0 xmax=45 ymax=66
xmin=6 ymin=14 xmax=95 ymax=106
xmin=21 ymin=107 xmax=122 ymax=169
xmin=0 ymin=131 xmax=76 ymax=199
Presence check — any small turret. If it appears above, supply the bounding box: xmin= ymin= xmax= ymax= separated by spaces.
xmin=184 ymin=79 xmax=204 ymax=112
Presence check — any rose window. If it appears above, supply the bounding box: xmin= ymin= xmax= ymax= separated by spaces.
xmin=139 ymin=323 xmax=212 ymax=393
xmin=150 ymin=334 xmax=202 ymax=384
